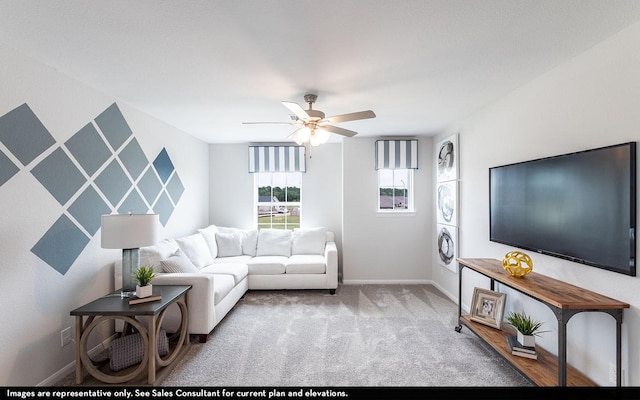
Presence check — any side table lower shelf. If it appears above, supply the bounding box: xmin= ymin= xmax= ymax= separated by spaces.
xmin=459 ymin=315 xmax=596 ymax=387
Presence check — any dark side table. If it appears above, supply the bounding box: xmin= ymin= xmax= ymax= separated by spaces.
xmin=70 ymin=285 xmax=191 ymax=385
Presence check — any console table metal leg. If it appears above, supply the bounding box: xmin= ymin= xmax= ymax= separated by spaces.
xmin=557 ymin=314 xmax=567 ymax=386
xmin=455 ymin=265 xmax=464 ymax=332
xmin=615 ymin=310 xmax=623 ymax=386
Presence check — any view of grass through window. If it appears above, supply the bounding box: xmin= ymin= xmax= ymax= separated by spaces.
xmin=256 ymin=172 xmax=302 ymax=230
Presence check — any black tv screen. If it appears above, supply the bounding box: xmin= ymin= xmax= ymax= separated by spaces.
xmin=489 ymin=142 xmax=636 ymax=276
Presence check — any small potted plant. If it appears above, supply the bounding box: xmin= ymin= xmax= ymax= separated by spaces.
xmin=506 ymin=311 xmax=549 ymax=347
xmin=132 ymin=265 xmax=156 ymax=298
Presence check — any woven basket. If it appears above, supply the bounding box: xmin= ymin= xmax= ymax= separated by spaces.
xmin=109 ymin=328 xmax=169 ymax=371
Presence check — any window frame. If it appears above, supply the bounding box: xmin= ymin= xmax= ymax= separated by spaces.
xmin=377 ymin=168 xmax=415 ymax=214
xmin=254 ymin=172 xmax=302 ymax=230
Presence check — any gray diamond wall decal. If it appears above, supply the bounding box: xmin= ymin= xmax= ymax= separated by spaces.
xmin=0 ymin=103 xmax=186 ymax=275
xmin=0 ymin=103 xmax=55 ymax=166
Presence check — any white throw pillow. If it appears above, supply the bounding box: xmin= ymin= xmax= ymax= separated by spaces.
xmin=161 ymin=249 xmax=201 ymax=273
xmin=140 ymin=238 xmax=179 ymax=273
xmin=256 ymin=229 xmax=292 ymax=257
xmin=197 ymin=225 xmax=219 ymax=259
xmin=175 ymin=233 xmax=214 ymax=269
xmin=215 ymin=231 xmax=243 ymax=257
xmin=292 ymin=227 xmax=326 ymax=255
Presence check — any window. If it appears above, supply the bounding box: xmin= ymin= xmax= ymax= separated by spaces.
xmin=255 ymin=172 xmax=302 ymax=229
xmin=378 ymin=169 xmax=413 ymax=212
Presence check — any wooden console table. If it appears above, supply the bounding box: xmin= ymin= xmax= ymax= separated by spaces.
xmin=455 ymin=258 xmax=629 ymax=387
xmin=71 ymin=285 xmax=191 ymax=385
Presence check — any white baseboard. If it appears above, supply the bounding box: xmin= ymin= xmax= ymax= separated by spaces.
xmin=341 ymin=279 xmax=433 ymax=285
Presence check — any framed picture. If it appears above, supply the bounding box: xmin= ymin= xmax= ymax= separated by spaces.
xmin=436 ymin=224 xmax=457 ymax=272
xmin=436 ymin=180 xmax=457 ymax=226
xmin=470 ymin=288 xmax=506 ymax=329
xmin=436 ymin=134 xmax=458 ymax=182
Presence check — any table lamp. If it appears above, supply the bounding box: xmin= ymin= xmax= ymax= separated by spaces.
xmin=101 ymin=213 xmax=159 ymax=296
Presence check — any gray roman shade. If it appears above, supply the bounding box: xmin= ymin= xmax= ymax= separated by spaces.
xmin=375 ymin=139 xmax=418 ymax=169
xmin=248 ymin=145 xmax=306 ymax=173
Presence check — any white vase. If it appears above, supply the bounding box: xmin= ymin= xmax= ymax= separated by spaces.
xmin=136 ymin=284 xmax=153 ymax=298
xmin=517 ymin=331 xmax=536 ymax=347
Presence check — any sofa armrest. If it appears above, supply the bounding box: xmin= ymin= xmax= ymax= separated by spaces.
xmin=324 ymin=241 xmax=338 ymax=289
xmin=151 ymin=273 xmax=216 ymax=334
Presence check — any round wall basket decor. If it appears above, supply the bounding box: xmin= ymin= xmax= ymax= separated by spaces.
xmin=502 ymin=251 xmax=533 ymax=277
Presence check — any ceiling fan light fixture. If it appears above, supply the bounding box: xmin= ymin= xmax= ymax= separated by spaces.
xmin=312 ymin=128 xmax=331 ymax=146
xmin=293 ymin=127 xmax=311 ymax=145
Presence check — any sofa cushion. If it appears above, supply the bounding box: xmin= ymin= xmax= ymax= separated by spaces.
xmin=140 ymin=238 xmax=179 ymax=273
xmin=197 ymin=225 xmax=219 ymax=259
xmin=256 ymin=229 xmax=292 ymax=257
xmin=291 ymin=227 xmax=326 ymax=255
xmin=247 ymin=256 xmax=287 ymax=274
xmin=218 ymin=226 xmax=258 ymax=256
xmin=215 ymin=231 xmax=243 ymax=257
xmin=241 ymin=229 xmax=258 ymax=256
xmin=161 ymin=249 xmax=201 ymax=274
xmin=176 ymin=233 xmax=214 ymax=269
xmin=286 ymin=255 xmax=326 ymax=274
xmin=200 ymin=263 xmax=248 ymax=285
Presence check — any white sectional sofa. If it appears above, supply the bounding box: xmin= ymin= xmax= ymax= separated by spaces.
xmin=116 ymin=225 xmax=338 ymax=342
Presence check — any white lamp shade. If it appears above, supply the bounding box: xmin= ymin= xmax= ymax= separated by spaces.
xmin=101 ymin=214 xmax=159 ymax=249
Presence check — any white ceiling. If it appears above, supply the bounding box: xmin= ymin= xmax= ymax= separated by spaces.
xmin=2 ymin=1 xmax=640 ymax=144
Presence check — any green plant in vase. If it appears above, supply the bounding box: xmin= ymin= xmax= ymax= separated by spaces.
xmin=132 ymin=265 xmax=156 ymax=298
xmin=506 ymin=311 xmax=549 ymax=347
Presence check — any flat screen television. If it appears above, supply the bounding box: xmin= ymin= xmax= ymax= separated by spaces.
xmin=489 ymin=142 xmax=636 ymax=276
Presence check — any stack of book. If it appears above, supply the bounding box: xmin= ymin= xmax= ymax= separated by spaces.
xmin=507 ymin=335 xmax=537 ymax=360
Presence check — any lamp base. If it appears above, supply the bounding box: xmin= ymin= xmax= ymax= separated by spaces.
xmin=121 ymin=248 xmax=140 ymax=295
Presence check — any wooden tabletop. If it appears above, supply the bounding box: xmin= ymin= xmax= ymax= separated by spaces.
xmin=457 ymin=258 xmax=629 ymax=310
xmin=70 ymin=285 xmax=191 ymax=317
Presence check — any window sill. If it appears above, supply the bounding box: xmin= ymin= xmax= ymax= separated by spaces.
xmin=376 ymin=211 xmax=416 ymax=218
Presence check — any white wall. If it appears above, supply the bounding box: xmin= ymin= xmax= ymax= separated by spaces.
xmin=0 ymin=43 xmax=209 ymax=386
xmin=434 ymin=21 xmax=640 ymax=386
xmin=342 ymin=137 xmax=433 ymax=283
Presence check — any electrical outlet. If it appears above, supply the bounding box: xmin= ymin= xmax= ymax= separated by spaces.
xmin=609 ymin=362 xmax=617 ymax=384
xmin=61 ymin=327 xmax=72 ymax=347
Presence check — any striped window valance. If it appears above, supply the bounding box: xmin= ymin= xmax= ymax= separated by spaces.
xmin=248 ymin=145 xmax=306 ymax=173
xmin=375 ymin=139 xmax=418 ymax=169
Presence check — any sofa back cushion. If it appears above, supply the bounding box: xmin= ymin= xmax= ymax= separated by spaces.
xmin=256 ymin=229 xmax=292 ymax=257
xmin=216 ymin=231 xmax=244 ymax=257
xmin=217 ymin=226 xmax=258 ymax=256
xmin=161 ymin=249 xmax=201 ymax=273
xmin=176 ymin=233 xmax=214 ymax=269
xmin=292 ymin=227 xmax=326 ymax=255
xmin=197 ymin=225 xmax=219 ymax=259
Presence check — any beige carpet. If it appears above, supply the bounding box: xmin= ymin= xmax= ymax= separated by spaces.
xmin=56 ymin=284 xmax=531 ymax=387
xmin=162 ymin=284 xmax=529 ymax=386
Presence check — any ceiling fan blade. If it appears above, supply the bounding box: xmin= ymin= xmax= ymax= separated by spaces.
xmin=242 ymin=121 xmax=298 ymax=125
xmin=322 ymin=125 xmax=358 ymax=138
xmin=282 ymin=101 xmax=310 ymax=121
xmin=286 ymin=126 xmax=306 ymax=139
xmin=323 ymin=110 xmax=376 ymax=124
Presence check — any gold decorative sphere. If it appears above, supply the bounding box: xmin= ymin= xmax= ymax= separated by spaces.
xmin=502 ymin=251 xmax=533 ymax=277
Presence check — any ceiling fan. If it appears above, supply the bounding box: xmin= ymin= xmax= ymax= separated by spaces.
xmin=243 ymin=94 xmax=376 ymax=146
